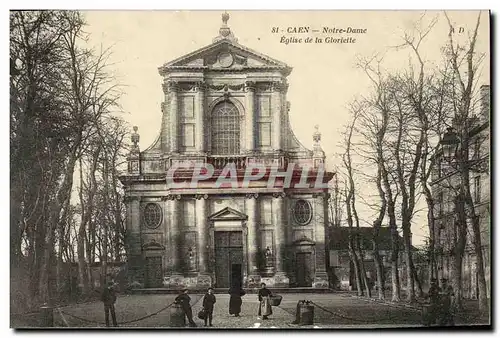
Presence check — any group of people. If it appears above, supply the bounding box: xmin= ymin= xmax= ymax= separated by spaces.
xmin=426 ymin=278 xmax=455 ymax=326
xmin=174 ymin=282 xmax=274 ymax=327
xmin=100 ymin=280 xmax=275 ymax=328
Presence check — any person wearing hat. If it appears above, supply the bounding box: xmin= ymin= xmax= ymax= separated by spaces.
xmin=175 ymin=289 xmax=197 ymax=327
xmin=101 ymin=280 xmax=118 ymax=327
xmin=202 ymin=287 xmax=216 ymax=327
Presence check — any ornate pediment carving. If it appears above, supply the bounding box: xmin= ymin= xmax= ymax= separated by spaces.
xmin=158 ymin=40 xmax=291 ymax=75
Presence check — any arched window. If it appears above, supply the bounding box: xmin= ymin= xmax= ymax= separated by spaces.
xmin=211 ymin=101 xmax=240 ymax=155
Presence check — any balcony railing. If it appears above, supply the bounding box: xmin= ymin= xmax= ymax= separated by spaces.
xmin=207 ymin=155 xmax=247 ymax=170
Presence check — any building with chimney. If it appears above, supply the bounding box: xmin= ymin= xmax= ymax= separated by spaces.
xmin=119 ymin=13 xmax=334 ymax=289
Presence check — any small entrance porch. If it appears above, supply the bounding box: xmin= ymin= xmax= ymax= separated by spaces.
xmin=208 ymin=207 xmax=249 ymax=289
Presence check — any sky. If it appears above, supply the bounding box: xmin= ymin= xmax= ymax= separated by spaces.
xmin=81 ymin=10 xmax=490 ymax=246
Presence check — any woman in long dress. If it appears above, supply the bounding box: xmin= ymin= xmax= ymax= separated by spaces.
xmin=228 ymin=284 xmax=245 ymax=317
xmin=257 ymin=283 xmax=272 ymax=319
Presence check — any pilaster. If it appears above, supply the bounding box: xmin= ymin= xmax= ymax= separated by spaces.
xmin=313 ymin=193 xmax=329 ymax=288
xmin=195 ymin=82 xmax=206 ymax=153
xmin=245 ymin=193 xmax=260 ymax=287
xmin=272 ymin=81 xmax=283 ymax=151
xmin=196 ymin=194 xmax=209 ymax=273
xmin=272 ymin=193 xmax=289 ymax=286
xmin=168 ymin=194 xmax=181 ymax=274
xmin=169 ymin=81 xmax=179 ymax=153
xmin=245 ymin=81 xmax=255 ymax=152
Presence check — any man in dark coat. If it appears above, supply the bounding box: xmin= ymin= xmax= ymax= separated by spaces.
xmin=175 ymin=289 xmax=197 ymax=327
xmin=101 ymin=281 xmax=118 ymax=327
xmin=424 ymin=278 xmax=441 ymax=326
xmin=202 ymin=287 xmax=216 ymax=327
xmin=257 ymin=283 xmax=272 ymax=319
xmin=228 ymin=284 xmax=245 ymax=317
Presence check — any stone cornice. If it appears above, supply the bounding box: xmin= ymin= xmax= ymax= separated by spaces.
xmin=123 ymin=196 xmax=141 ymax=203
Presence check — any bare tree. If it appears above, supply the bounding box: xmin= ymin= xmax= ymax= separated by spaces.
xmin=442 ymin=11 xmax=488 ymax=313
xmin=10 ymin=10 xmax=125 ymax=307
xmin=340 ymin=111 xmax=371 ymax=297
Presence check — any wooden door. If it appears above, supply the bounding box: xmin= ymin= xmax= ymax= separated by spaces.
xmin=229 ymin=248 xmax=243 ymax=288
xmin=215 ymin=248 xmax=230 ymax=287
xmin=214 ymin=231 xmax=243 ymax=288
xmin=296 ymin=253 xmax=312 ymax=287
xmin=145 ymin=256 xmax=163 ymax=288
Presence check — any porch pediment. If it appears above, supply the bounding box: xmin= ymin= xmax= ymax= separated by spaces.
xmin=142 ymin=240 xmax=165 ymax=251
xmin=208 ymin=207 xmax=248 ymax=221
xmin=158 ymin=40 xmax=291 ymax=74
xmin=292 ymin=236 xmax=316 ymax=246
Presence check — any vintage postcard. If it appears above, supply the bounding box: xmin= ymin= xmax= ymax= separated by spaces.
xmin=10 ymin=10 xmax=491 ymax=329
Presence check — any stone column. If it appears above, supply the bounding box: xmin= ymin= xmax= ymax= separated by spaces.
xmin=272 ymin=193 xmax=289 ymax=286
xmin=195 ymin=82 xmax=205 ymax=153
xmin=169 ymin=195 xmax=181 ymax=274
xmin=246 ymin=194 xmax=260 ymax=286
xmin=313 ymin=193 xmax=329 ymax=288
xmin=169 ymin=81 xmax=179 ymax=153
xmin=272 ymin=82 xmax=282 ymax=151
xmin=245 ymin=81 xmax=255 ymax=152
xmin=126 ymin=196 xmax=142 ymax=284
xmin=196 ymin=195 xmax=208 ymax=273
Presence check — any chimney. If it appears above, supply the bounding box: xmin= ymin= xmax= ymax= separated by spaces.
xmin=480 ymin=85 xmax=490 ymax=121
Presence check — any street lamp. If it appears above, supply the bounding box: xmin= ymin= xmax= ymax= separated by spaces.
xmin=440 ymin=127 xmax=460 ymax=163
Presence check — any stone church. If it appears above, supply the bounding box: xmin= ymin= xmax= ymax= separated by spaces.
xmin=120 ymin=13 xmax=334 ymax=289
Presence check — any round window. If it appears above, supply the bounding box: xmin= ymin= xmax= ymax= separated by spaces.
xmin=143 ymin=203 xmax=162 ymax=229
xmin=293 ymin=199 xmax=312 ymax=225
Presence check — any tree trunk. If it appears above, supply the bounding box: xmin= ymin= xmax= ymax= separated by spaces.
xmin=39 ymin=146 xmax=79 ymax=304
xmin=349 ymin=241 xmax=363 ymax=296
xmin=77 ymin=158 xmax=90 ymax=295
xmin=101 ymin=157 xmax=110 ymax=283
xmin=372 ymin=239 xmax=385 ymax=300
xmin=470 ymin=214 xmax=488 ymax=313
xmin=56 ymin=193 xmax=71 ymax=296
xmin=38 ymin=208 xmax=57 ymax=304
xmin=389 ymin=222 xmax=401 ymax=302
xmin=411 ymin=260 xmax=424 ymax=298
xmin=357 ymin=240 xmax=371 ymax=297
xmin=402 ymin=228 xmax=416 ymax=302
xmin=451 ymin=249 xmax=464 ymax=310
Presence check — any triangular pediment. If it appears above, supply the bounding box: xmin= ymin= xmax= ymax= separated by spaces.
xmin=208 ymin=206 xmax=248 ymax=221
xmin=292 ymin=236 xmax=316 ymax=246
xmin=159 ymin=39 xmax=291 ymax=74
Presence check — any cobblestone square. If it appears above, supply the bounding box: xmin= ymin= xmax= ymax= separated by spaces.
xmin=49 ymin=293 xmax=430 ymax=329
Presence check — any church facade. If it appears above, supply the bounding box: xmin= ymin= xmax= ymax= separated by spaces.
xmin=120 ymin=14 xmax=334 ymax=289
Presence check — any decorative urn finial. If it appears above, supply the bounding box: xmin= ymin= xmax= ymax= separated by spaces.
xmin=312 ymin=125 xmax=325 ymax=166
xmin=131 ymin=126 xmax=140 ymax=152
xmin=222 ymin=11 xmax=229 ymax=25
xmin=313 ymin=125 xmax=321 ymax=144
xmin=214 ymin=11 xmax=238 ymax=43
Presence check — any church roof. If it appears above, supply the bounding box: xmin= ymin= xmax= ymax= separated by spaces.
xmin=158 ymin=12 xmax=292 ymax=76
